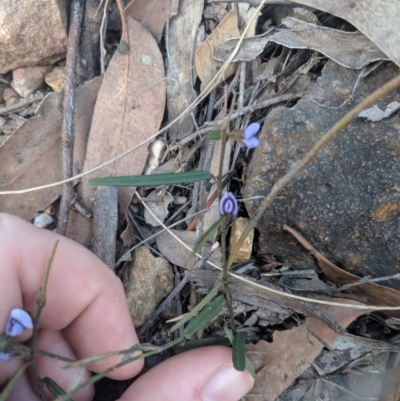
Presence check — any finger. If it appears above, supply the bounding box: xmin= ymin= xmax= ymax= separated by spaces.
xmin=33 ymin=329 xmax=94 ymax=401
xmin=118 ymin=347 xmax=254 ymax=401
xmin=0 ymin=213 xmax=142 ymax=379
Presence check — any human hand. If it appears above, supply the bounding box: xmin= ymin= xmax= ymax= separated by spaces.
xmin=0 ymin=213 xmax=254 ymax=401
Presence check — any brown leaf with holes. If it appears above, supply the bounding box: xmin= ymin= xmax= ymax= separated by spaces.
xmin=195 ymin=9 xmax=240 ymax=91
xmin=245 ymin=300 xmax=370 ymax=401
xmin=126 ymin=0 xmax=179 ymax=43
xmin=0 ymin=77 xmax=102 ymax=220
xmin=67 ymin=15 xmax=165 ymax=245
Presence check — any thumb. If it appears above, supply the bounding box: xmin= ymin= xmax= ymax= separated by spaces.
xmin=118 ymin=346 xmax=254 ymax=401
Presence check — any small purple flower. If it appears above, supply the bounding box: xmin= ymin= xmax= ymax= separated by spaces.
xmin=5 ymin=309 xmax=33 ymax=337
xmin=220 ymin=192 xmax=238 ymax=215
xmin=0 ymin=351 xmax=12 ymax=361
xmin=240 ymin=122 xmax=261 ymax=149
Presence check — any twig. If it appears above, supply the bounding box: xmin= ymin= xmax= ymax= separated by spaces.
xmin=0 ymin=93 xmax=44 ymax=115
xmin=57 ymin=0 xmax=84 ymax=236
xmin=338 ymin=273 xmax=400 ymax=292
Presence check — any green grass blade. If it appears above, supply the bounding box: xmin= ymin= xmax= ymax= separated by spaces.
xmin=232 ymin=333 xmax=246 ymax=371
xmin=184 ymin=294 xmax=226 ymax=337
xmin=170 ymin=281 xmax=221 ymax=332
xmin=0 ymin=362 xmax=30 ymax=401
xmin=174 ymin=337 xmax=231 ymax=353
xmin=207 ymin=129 xmax=222 ymax=140
xmin=192 ymin=216 xmax=225 ymax=255
xmin=43 ymin=377 xmax=73 ymax=400
xmin=89 ymin=170 xmax=210 ymax=187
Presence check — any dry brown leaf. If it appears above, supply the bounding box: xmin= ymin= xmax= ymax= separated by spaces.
xmin=215 ymin=17 xmax=388 ymax=68
xmin=67 ymin=15 xmax=165 ymax=244
xmin=166 ymin=0 xmax=203 ymax=140
xmin=195 ymin=9 xmax=240 ymax=91
xmin=126 ymin=0 xmax=179 ymax=43
xmin=0 ymin=77 xmax=102 ymax=220
xmin=292 ymin=0 xmax=400 ymax=67
xmin=284 ymin=225 xmax=400 ymax=318
xmin=245 ymin=300 xmax=370 ymax=401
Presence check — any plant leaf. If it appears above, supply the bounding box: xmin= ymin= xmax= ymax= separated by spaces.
xmin=170 ymin=281 xmax=221 ymax=332
xmin=184 ymin=294 xmax=226 ymax=337
xmin=232 ymin=332 xmax=246 ymax=371
xmin=43 ymin=377 xmax=72 ymax=400
xmin=89 ymin=170 xmax=210 ymax=187
xmin=174 ymin=337 xmax=231 ymax=353
xmin=207 ymin=129 xmax=222 ymax=140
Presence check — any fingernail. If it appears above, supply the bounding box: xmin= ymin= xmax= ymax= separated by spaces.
xmin=202 ymin=363 xmax=254 ymax=401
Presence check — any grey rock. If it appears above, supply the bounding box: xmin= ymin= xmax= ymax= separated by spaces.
xmin=243 ymin=61 xmax=400 ymax=287
xmin=124 ymin=246 xmax=174 ymax=327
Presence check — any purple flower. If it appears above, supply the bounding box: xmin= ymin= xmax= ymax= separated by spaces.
xmin=0 ymin=351 xmax=12 ymax=361
xmin=220 ymin=192 xmax=238 ymax=215
xmin=240 ymin=122 xmax=260 ymax=149
xmin=5 ymin=309 xmax=33 ymax=337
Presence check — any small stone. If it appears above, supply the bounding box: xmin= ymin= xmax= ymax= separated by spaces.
xmin=3 ymin=88 xmax=19 ymax=105
xmin=13 ymin=66 xmax=52 ymax=98
xmin=45 ymin=66 xmax=66 ymax=92
xmin=33 ymin=212 xmax=54 ymax=228
xmin=124 ymin=246 xmax=174 ymax=327
xmin=229 ymin=217 xmax=254 ymax=263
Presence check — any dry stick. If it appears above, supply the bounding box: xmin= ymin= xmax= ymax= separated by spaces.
xmin=226 ymin=73 xmax=400 ymax=270
xmin=0 ymin=93 xmax=44 ymax=115
xmin=57 ymin=0 xmax=84 ymax=235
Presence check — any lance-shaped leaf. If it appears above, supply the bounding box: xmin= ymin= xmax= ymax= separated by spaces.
xmin=232 ymin=332 xmax=246 ymax=371
xmin=207 ymin=129 xmax=222 ymax=140
xmin=43 ymin=377 xmax=72 ymax=401
xmin=192 ymin=216 xmax=225 ymax=255
xmin=184 ymin=294 xmax=226 ymax=337
xmin=89 ymin=170 xmax=210 ymax=187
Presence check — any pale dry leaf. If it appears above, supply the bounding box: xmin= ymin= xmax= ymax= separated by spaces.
xmin=245 ymin=300 xmax=371 ymax=401
xmin=166 ymin=0 xmax=203 ymax=140
xmin=291 ymin=0 xmax=400 ymax=67
xmin=358 ymin=101 xmax=400 ymax=122
xmin=237 ymin=4 xmax=261 ymax=37
xmin=156 ymin=229 xmax=221 ymax=268
xmin=215 ymin=17 xmax=388 ymax=68
xmin=0 ymin=77 xmax=102 ymax=220
xmin=195 ymin=9 xmax=240 ymax=91
xmin=67 ymin=15 xmax=165 ymax=245
xmin=144 ymin=190 xmax=174 ymax=227
xmin=126 ymin=0 xmax=179 ymax=43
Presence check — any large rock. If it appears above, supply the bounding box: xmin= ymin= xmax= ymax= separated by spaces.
xmin=0 ymin=0 xmax=67 ymax=73
xmin=243 ymin=61 xmax=400 ymax=287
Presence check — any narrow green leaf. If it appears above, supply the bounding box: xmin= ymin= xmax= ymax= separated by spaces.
xmin=192 ymin=216 xmax=225 ymax=255
xmin=89 ymin=170 xmax=210 ymax=187
xmin=170 ymin=281 xmax=221 ymax=332
xmin=224 ymin=326 xmax=256 ymax=379
xmin=0 ymin=362 xmax=30 ymax=401
xmin=233 ymin=333 xmax=246 ymax=371
xmin=43 ymin=377 xmax=72 ymax=400
xmin=184 ymin=294 xmax=226 ymax=337
xmin=207 ymin=129 xmax=222 ymax=140
xmin=174 ymin=337 xmax=231 ymax=353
